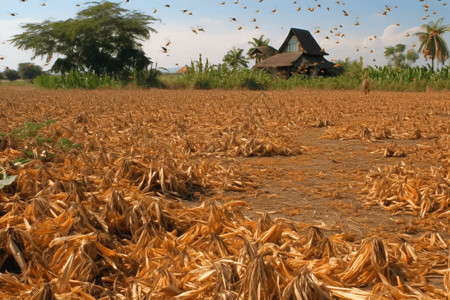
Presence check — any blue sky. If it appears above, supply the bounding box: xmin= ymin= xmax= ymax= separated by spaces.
xmin=1 ymin=0 xmax=449 ymax=72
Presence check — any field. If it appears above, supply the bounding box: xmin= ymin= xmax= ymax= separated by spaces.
xmin=0 ymin=86 xmax=449 ymax=299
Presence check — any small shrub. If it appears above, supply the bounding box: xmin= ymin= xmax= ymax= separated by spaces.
xmin=9 ymin=119 xmax=57 ymax=140
xmin=193 ymin=77 xmax=212 ymax=90
xmin=133 ymin=65 xmax=165 ymax=88
xmin=36 ymin=134 xmax=52 ymax=146
xmin=239 ymin=77 xmax=267 ymax=90
xmin=56 ymin=138 xmax=82 ymax=151
xmin=10 ymin=121 xmax=45 ymax=139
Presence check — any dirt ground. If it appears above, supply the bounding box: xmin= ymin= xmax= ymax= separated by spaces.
xmin=234 ymin=129 xmax=448 ymax=238
xmin=1 ymin=86 xmax=448 ymax=241
xmin=0 ymin=85 xmax=449 ymax=297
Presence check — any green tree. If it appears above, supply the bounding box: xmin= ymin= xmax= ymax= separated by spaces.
xmin=4 ymin=69 xmax=20 ymax=81
xmin=247 ymin=35 xmax=271 ymax=56
xmin=10 ymin=1 xmax=157 ymax=79
xmin=406 ymin=50 xmax=419 ymax=65
xmin=415 ymin=17 xmax=450 ymax=71
xmin=0 ymin=72 xmax=5 ymax=80
xmin=384 ymin=44 xmax=418 ymax=68
xmin=18 ymin=63 xmax=42 ymax=80
xmin=223 ymin=47 xmax=249 ymax=69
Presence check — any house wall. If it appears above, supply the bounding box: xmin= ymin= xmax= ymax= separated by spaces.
xmin=280 ymin=35 xmax=302 ymax=53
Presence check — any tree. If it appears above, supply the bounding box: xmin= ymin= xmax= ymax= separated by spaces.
xmin=247 ymin=35 xmax=271 ymax=56
xmin=223 ymin=48 xmax=249 ymax=69
xmin=384 ymin=44 xmax=418 ymax=68
xmin=406 ymin=50 xmax=419 ymax=66
xmin=10 ymin=1 xmax=158 ymax=79
xmin=18 ymin=63 xmax=42 ymax=80
xmin=0 ymin=72 xmax=5 ymax=80
xmin=4 ymin=69 xmax=20 ymax=81
xmin=415 ymin=17 xmax=450 ymax=71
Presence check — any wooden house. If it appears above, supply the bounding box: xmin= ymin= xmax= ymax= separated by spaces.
xmin=253 ymin=28 xmax=334 ymax=77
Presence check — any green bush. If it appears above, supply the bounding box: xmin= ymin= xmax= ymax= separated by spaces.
xmin=36 ymin=70 xmax=122 ymax=89
xmin=193 ymin=77 xmax=212 ymax=89
xmin=4 ymin=69 xmax=20 ymax=81
xmin=239 ymin=77 xmax=266 ymax=90
xmin=133 ymin=65 xmax=165 ymax=88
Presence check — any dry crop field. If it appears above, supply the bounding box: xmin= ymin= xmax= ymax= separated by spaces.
xmin=0 ymin=86 xmax=449 ymax=299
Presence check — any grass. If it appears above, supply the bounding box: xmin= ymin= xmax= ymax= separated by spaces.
xmin=0 ymin=80 xmax=34 ymax=87
xmin=10 ymin=121 xmax=46 ymax=139
xmin=56 ymin=138 xmax=82 ymax=151
xmin=35 ymin=70 xmax=123 ymax=89
xmin=8 ymin=119 xmax=57 ymax=140
xmin=9 ymin=56 xmax=450 ymax=92
xmin=161 ymin=55 xmax=450 ymax=92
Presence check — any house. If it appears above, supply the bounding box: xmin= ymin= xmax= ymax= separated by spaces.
xmin=253 ymin=28 xmax=335 ymax=77
xmin=176 ymin=65 xmax=189 ymax=74
xmin=248 ymin=46 xmax=277 ymax=64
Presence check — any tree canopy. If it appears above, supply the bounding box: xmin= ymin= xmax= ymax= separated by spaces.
xmin=415 ymin=17 xmax=450 ymax=71
xmin=10 ymin=1 xmax=158 ymax=78
xmin=4 ymin=69 xmax=20 ymax=81
xmin=223 ymin=48 xmax=249 ymax=69
xmin=384 ymin=44 xmax=418 ymax=68
xmin=247 ymin=35 xmax=271 ymax=56
xmin=18 ymin=63 xmax=43 ymax=80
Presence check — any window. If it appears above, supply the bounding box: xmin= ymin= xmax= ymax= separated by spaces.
xmin=287 ymin=37 xmax=298 ymax=52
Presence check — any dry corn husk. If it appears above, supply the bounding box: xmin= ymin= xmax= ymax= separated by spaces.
xmin=0 ymin=88 xmax=448 ymax=299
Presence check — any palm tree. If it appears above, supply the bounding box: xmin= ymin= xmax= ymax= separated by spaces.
xmin=415 ymin=17 xmax=450 ymax=71
xmin=247 ymin=35 xmax=271 ymax=56
xmin=223 ymin=47 xmax=249 ymax=69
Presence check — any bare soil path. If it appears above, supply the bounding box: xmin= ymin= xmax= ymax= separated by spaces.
xmin=227 ymin=127 xmax=446 ymax=240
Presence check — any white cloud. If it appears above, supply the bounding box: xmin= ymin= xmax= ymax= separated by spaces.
xmin=380 ymin=24 xmax=420 ymax=46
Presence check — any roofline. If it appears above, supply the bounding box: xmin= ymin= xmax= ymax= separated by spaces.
xmin=278 ymin=28 xmax=328 ymax=56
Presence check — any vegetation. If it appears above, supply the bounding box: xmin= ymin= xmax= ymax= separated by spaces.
xmin=10 ymin=1 xmax=157 ymax=80
xmin=384 ymin=44 xmax=419 ymax=68
xmin=170 ymin=54 xmax=270 ymax=90
xmin=247 ymin=34 xmax=271 ymax=56
xmin=223 ymin=47 xmax=249 ymax=69
xmin=166 ymin=54 xmax=450 ymax=92
xmin=18 ymin=63 xmax=42 ymax=80
xmin=132 ymin=64 xmax=166 ymax=88
xmin=56 ymin=138 xmax=82 ymax=151
xmin=9 ymin=119 xmax=57 ymax=140
xmin=4 ymin=69 xmax=20 ymax=81
xmin=35 ymin=70 xmax=122 ymax=89
xmin=415 ymin=17 xmax=450 ymax=71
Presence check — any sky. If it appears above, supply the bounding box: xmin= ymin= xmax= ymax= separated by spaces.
xmin=1 ymin=0 xmax=449 ymax=72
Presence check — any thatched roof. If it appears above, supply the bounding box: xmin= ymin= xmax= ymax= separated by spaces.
xmin=248 ymin=46 xmax=277 ymax=58
xmin=176 ymin=65 xmax=189 ymax=74
xmin=254 ymin=52 xmax=303 ymax=68
xmin=299 ymin=54 xmax=335 ymax=68
xmin=279 ymin=28 xmax=328 ymax=56
xmin=253 ymin=52 xmax=334 ymax=69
